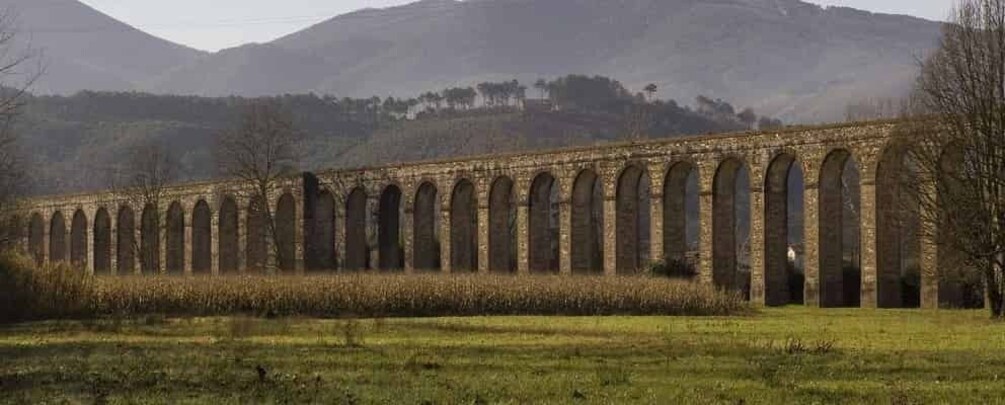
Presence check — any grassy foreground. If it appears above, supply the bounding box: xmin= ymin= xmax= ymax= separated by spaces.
xmin=1 ymin=308 xmax=1003 ymax=404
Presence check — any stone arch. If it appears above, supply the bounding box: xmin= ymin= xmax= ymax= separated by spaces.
xmin=218 ymin=197 xmax=239 ymax=274
xmin=70 ymin=210 xmax=88 ymax=268
xmin=663 ymin=162 xmax=700 ymax=267
xmin=93 ymin=208 xmax=111 ymax=275
xmin=818 ymin=149 xmax=862 ymax=307
xmin=413 ymin=182 xmax=440 ymax=271
xmin=933 ymin=143 xmax=981 ymax=308
xmin=276 ymin=193 xmax=297 ymax=273
xmin=166 ymin=202 xmax=185 ymax=275
xmin=191 ymin=200 xmax=212 ymax=274
xmin=529 ymin=171 xmax=559 ymax=273
xmin=117 ymin=205 xmax=136 ymax=275
xmin=28 ymin=213 xmax=44 ymax=265
xmin=379 ymin=184 xmax=404 ymax=271
xmin=713 ymin=158 xmax=751 ymax=295
xmin=451 ymin=179 xmax=478 ymax=272
xmin=616 ymin=164 xmax=651 ymax=274
xmin=875 ymin=144 xmax=922 ymax=308
xmin=764 ymin=153 xmax=805 ymax=305
xmin=345 ymin=187 xmax=369 ymax=271
xmin=246 ymin=196 xmax=268 ymax=273
xmin=141 ymin=203 xmax=160 ymax=275
xmin=49 ymin=211 xmax=66 ymax=263
xmin=571 ymin=169 xmax=604 ymax=274
xmin=307 ymin=190 xmax=336 ymax=271
xmin=488 ymin=176 xmax=516 ymax=273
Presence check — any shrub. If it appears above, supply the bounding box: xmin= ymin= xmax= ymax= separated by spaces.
xmin=0 ymin=252 xmax=94 ymax=323
xmin=91 ymin=274 xmax=750 ymax=318
xmin=0 ymin=254 xmax=750 ymax=321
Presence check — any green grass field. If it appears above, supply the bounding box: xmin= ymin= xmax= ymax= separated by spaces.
xmin=1 ymin=308 xmax=1003 ymax=404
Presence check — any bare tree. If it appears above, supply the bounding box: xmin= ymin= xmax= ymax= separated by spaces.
xmin=109 ymin=141 xmax=178 ymax=273
xmin=216 ymin=100 xmax=302 ymax=273
xmin=0 ymin=10 xmax=41 ymax=250
xmin=904 ymin=0 xmax=1005 ymax=317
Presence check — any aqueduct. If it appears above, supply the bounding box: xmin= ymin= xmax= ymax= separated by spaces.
xmin=11 ymin=121 xmax=969 ymax=308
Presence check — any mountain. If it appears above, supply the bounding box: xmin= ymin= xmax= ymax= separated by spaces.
xmin=150 ymin=0 xmax=942 ymax=123
xmin=0 ymin=0 xmax=204 ymax=94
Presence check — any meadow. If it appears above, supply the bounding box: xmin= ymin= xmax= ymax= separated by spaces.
xmin=2 ymin=254 xmax=1004 ymax=403
xmin=1 ymin=308 xmax=1003 ymax=403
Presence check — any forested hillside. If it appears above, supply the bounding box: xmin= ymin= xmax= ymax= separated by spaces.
xmin=20 ymin=75 xmax=771 ymax=195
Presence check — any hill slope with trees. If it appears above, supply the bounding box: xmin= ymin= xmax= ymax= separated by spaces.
xmin=19 ymin=75 xmax=769 ymax=195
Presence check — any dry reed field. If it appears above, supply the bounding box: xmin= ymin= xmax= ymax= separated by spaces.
xmin=0 ymin=253 xmax=748 ymax=322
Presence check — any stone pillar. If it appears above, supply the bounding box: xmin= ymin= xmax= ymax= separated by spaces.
xmin=403 ymin=203 xmax=415 ymax=274
xmin=210 ymin=211 xmax=220 ymax=276
xmin=912 ymin=178 xmax=938 ymax=309
xmin=803 ymin=184 xmax=821 ymax=307
xmin=84 ymin=212 xmax=94 ymax=275
xmin=559 ymin=199 xmax=572 ymax=275
xmin=109 ymin=214 xmax=118 ymax=276
xmin=648 ymin=163 xmax=666 ymax=268
xmin=650 ymin=190 xmax=664 ymax=271
xmin=238 ymin=206 xmax=248 ymax=274
xmin=749 ymin=188 xmax=766 ymax=306
xmin=367 ymin=195 xmax=379 ymax=271
xmin=294 ymin=194 xmax=305 ymax=275
xmin=42 ymin=213 xmax=49 ymax=265
xmin=335 ymin=192 xmax=347 ymax=272
xmin=133 ymin=215 xmax=142 ymax=275
xmin=440 ymin=204 xmax=452 ymax=274
xmin=603 ymin=196 xmax=617 ymax=276
xmin=516 ymin=202 xmax=530 ymax=275
xmin=158 ymin=206 xmax=168 ymax=275
xmin=477 ymin=204 xmax=490 ymax=274
xmin=184 ymin=207 xmax=194 ymax=276
xmin=859 ymin=180 xmax=879 ymax=309
xmin=698 ymin=189 xmax=715 ymax=285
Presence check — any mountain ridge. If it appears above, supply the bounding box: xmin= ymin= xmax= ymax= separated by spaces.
xmin=2 ymin=0 xmax=941 ymax=123
xmin=0 ymin=0 xmax=205 ymax=94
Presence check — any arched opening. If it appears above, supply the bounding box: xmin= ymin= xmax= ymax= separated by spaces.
xmin=488 ymin=177 xmax=516 ymax=273
xmin=246 ymin=196 xmax=268 ymax=273
xmin=93 ymin=208 xmax=111 ymax=275
xmin=49 ymin=211 xmax=66 ymax=263
xmin=218 ymin=197 xmax=239 ymax=274
xmin=935 ymin=144 xmax=983 ymax=308
xmin=276 ymin=193 xmax=297 ymax=273
xmin=141 ymin=204 xmax=160 ymax=275
xmin=571 ymin=169 xmax=604 ymax=274
xmin=876 ymin=146 xmax=922 ymax=308
xmin=616 ymin=165 xmax=651 ymax=274
xmin=451 ymin=180 xmax=478 ymax=272
xmin=663 ymin=163 xmax=701 ymax=275
xmin=764 ymin=154 xmax=805 ymax=306
xmin=191 ymin=200 xmax=212 ymax=274
xmin=818 ymin=150 xmax=862 ymax=307
xmin=345 ymin=188 xmax=368 ymax=271
xmin=379 ymin=185 xmax=403 ymax=271
xmin=70 ymin=210 xmax=88 ymax=269
xmin=1 ymin=214 xmax=22 ymax=254
xmin=413 ymin=182 xmax=441 ymax=271
xmin=166 ymin=202 xmax=185 ymax=275
xmin=713 ymin=159 xmax=751 ymax=297
xmin=117 ymin=206 xmax=136 ymax=275
xmin=307 ymin=190 xmax=336 ymax=272
xmin=529 ymin=172 xmax=560 ymax=273
xmin=28 ymin=213 xmax=44 ymax=265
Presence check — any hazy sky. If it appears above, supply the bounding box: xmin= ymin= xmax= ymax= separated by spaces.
xmin=78 ymin=0 xmax=956 ymax=52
